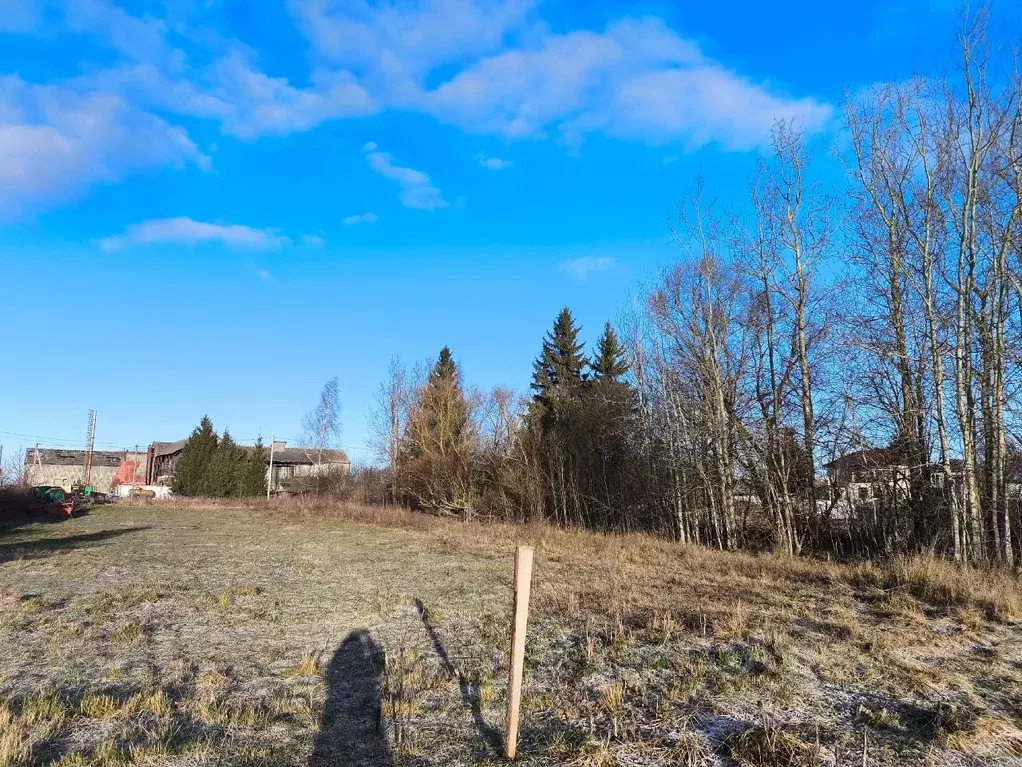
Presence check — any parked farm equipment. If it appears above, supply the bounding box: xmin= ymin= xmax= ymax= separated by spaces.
xmin=31 ymin=484 xmax=94 ymax=519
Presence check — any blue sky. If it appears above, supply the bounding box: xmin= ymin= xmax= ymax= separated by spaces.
xmin=0 ymin=0 xmax=1014 ymax=466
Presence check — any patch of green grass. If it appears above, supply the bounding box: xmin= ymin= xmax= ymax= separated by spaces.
xmin=109 ymin=619 xmax=144 ymax=645
xmin=724 ymin=721 xmax=826 ymax=767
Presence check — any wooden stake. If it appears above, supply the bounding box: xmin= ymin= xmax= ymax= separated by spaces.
xmin=505 ymin=545 xmax=534 ymax=760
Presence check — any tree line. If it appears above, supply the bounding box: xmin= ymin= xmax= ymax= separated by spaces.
xmin=369 ymin=18 xmax=1022 ymax=566
xmin=173 ymin=416 xmax=267 ymax=498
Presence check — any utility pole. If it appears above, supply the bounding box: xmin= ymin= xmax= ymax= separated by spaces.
xmin=267 ymin=435 xmax=275 ymax=500
xmin=30 ymin=444 xmax=41 ymax=486
xmin=83 ymin=410 xmax=97 ymax=488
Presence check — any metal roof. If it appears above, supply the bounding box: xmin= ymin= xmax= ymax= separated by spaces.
xmin=152 ymin=440 xmax=187 ymax=457
xmin=268 ymin=447 xmax=350 ymax=465
xmin=24 ymin=448 xmax=124 ymax=467
xmin=150 ymin=440 xmax=349 ymax=466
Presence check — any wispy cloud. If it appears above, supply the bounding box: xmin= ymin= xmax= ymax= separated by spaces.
xmin=0 ymin=77 xmax=209 ymax=219
xmin=558 ymin=256 xmax=616 ymax=280
xmin=256 ymin=267 xmax=273 ymax=281
xmin=0 ymin=0 xmax=835 ymax=220
xmin=421 ymin=17 xmax=832 ymax=149
xmin=477 ymin=153 xmax=512 ymax=170
xmin=342 ymin=212 xmax=378 ymax=225
xmin=98 ymin=217 xmax=290 ymax=252
xmin=302 ymin=234 xmax=327 ymax=246
xmin=362 ymin=142 xmax=447 ymax=210
xmin=289 ymin=0 xmax=537 ymax=76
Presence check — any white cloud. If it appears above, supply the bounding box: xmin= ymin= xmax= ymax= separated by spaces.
xmin=558 ymin=256 xmax=616 ymax=280
xmin=477 ymin=154 xmax=512 ymax=170
xmin=0 ymin=1 xmax=835 ymax=219
xmin=0 ymin=76 xmax=208 ymax=218
xmin=64 ymin=0 xmax=185 ymax=70
xmin=420 ymin=17 xmax=832 ymax=149
xmin=90 ymin=51 xmax=377 ymax=140
xmin=342 ymin=212 xmax=378 ymax=225
xmin=288 ymin=0 xmax=537 ymax=80
xmin=362 ymin=143 xmax=447 ymax=210
xmin=303 ymin=234 xmax=328 ymax=246
xmin=98 ymin=218 xmax=291 ymax=252
xmin=205 ymin=51 xmax=377 ymax=138
xmin=576 ymin=66 xmax=832 ymax=150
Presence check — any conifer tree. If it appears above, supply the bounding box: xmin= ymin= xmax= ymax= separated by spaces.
xmin=417 ymin=346 xmax=469 ymax=456
xmin=402 ymin=347 xmax=474 ymax=512
xmin=531 ymin=307 xmax=588 ymax=419
xmin=591 ymin=322 xmax=630 ymax=382
xmin=203 ymin=430 xmax=245 ymax=497
xmin=434 ymin=346 xmax=457 ymax=381
xmin=172 ymin=415 xmax=218 ymax=496
xmin=242 ymin=437 xmax=268 ymax=497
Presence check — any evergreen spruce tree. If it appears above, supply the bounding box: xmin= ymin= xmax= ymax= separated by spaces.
xmin=402 ymin=347 xmax=473 ymax=512
xmin=242 ymin=437 xmax=268 ymax=497
xmin=420 ymin=346 xmax=469 ymax=455
xmin=531 ymin=307 xmax=588 ymax=420
xmin=433 ymin=346 xmax=457 ymax=382
xmin=591 ymin=322 xmax=630 ymax=382
xmin=203 ymin=430 xmax=245 ymax=497
xmin=172 ymin=415 xmax=218 ymax=496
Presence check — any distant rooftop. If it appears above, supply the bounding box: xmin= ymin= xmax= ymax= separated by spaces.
xmin=153 ymin=439 xmax=348 ymax=465
xmin=24 ymin=448 xmax=124 ymax=467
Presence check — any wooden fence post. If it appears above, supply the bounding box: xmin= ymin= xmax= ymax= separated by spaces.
xmin=505 ymin=545 xmax=534 ymax=760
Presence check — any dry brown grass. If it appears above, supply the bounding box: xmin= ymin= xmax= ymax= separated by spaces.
xmin=135 ymin=496 xmax=1022 ymax=623
xmin=725 ymin=720 xmax=827 ymax=767
xmin=851 ymin=554 xmax=1022 ymax=620
xmin=2 ymin=500 xmax=1022 ymax=766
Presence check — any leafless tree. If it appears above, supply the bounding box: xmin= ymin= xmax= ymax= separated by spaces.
xmin=367 ymin=357 xmax=417 ymax=503
xmin=299 ymin=377 xmax=344 ymax=492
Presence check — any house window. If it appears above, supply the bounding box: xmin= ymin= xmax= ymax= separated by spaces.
xmin=858 ymin=486 xmax=868 ymax=501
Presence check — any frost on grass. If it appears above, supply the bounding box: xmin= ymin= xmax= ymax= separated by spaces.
xmin=1 ymin=502 xmax=1021 ymax=765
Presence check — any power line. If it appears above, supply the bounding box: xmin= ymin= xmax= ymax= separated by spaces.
xmin=229 ymin=435 xmax=374 ymax=454
xmin=0 ymin=430 xmax=376 ymax=456
xmin=0 ymin=430 xmax=136 ymax=448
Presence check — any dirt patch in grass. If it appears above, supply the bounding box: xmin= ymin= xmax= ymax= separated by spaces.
xmin=1 ymin=501 xmax=1021 ymax=765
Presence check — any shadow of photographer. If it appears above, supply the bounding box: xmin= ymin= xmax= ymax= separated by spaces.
xmin=310 ymin=630 xmax=393 ymax=767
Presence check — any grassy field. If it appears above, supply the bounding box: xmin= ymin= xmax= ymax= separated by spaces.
xmin=1 ymin=502 xmax=1022 ymax=766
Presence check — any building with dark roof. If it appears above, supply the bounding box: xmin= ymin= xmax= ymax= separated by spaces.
xmin=24 ymin=439 xmax=351 ymax=496
xmin=148 ymin=439 xmax=350 ymax=493
xmin=823 ymin=446 xmax=965 ymax=514
xmin=24 ymin=448 xmax=146 ymax=493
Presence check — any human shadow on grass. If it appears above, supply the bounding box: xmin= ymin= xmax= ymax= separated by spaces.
xmin=0 ymin=526 xmax=149 ymax=564
xmin=310 ymin=630 xmax=393 ymax=767
xmin=414 ymin=598 xmax=503 ymax=759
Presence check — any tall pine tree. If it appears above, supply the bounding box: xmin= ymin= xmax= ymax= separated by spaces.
xmin=401 ymin=347 xmax=474 ymax=513
xmin=202 ymin=430 xmax=246 ymax=497
xmin=172 ymin=415 xmax=218 ymax=496
xmin=591 ymin=321 xmax=630 ymax=381
xmin=531 ymin=307 xmax=588 ymax=422
xmin=415 ymin=347 xmax=470 ymax=458
xmin=433 ymin=346 xmax=457 ymax=382
xmin=242 ymin=437 xmax=268 ymax=497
